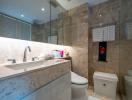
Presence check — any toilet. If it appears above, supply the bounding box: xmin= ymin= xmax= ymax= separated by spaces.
xmin=71 ymin=71 xmax=88 ymax=100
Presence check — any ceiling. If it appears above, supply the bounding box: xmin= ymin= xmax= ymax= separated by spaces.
xmin=0 ymin=0 xmax=108 ymax=24
xmin=57 ymin=0 xmax=108 ymax=10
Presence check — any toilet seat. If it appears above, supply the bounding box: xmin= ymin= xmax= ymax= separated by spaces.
xmin=71 ymin=72 xmax=88 ymax=85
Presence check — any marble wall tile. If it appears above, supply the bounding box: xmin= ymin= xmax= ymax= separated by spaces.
xmin=88 ymin=0 xmax=120 ymax=85
xmin=68 ymin=3 xmax=89 ymax=79
xmin=88 ymin=0 xmax=132 ymax=97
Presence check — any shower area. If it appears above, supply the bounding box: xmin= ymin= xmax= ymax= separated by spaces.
xmin=119 ymin=0 xmax=132 ymax=100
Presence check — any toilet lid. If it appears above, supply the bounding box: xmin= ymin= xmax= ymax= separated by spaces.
xmin=93 ymin=72 xmax=118 ymax=81
xmin=71 ymin=72 xmax=88 ymax=85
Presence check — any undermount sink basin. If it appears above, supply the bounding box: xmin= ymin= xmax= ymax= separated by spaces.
xmin=5 ymin=59 xmax=44 ymax=70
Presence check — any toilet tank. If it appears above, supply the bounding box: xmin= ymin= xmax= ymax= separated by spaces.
xmin=93 ymin=72 xmax=118 ymax=100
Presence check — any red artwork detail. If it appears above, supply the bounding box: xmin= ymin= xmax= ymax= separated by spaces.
xmin=99 ymin=47 xmax=105 ymax=54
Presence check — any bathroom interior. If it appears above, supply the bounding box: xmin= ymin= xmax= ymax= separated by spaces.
xmin=0 ymin=0 xmax=132 ymax=100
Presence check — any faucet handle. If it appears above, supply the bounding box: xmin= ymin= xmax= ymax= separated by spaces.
xmin=32 ymin=57 xmax=39 ymax=61
xmin=7 ymin=59 xmax=16 ymax=63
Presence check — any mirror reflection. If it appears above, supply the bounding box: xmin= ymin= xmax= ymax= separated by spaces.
xmin=0 ymin=0 xmax=67 ymax=44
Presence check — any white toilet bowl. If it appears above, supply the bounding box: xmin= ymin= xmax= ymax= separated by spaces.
xmin=71 ymin=71 xmax=88 ymax=100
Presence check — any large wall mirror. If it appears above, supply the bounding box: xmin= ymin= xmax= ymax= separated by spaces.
xmin=0 ymin=0 xmax=71 ymax=45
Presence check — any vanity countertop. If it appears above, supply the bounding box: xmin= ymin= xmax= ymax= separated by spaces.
xmin=0 ymin=59 xmax=71 ymax=81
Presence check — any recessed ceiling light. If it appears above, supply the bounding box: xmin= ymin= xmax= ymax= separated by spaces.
xmin=21 ymin=14 xmax=24 ymax=17
xmin=41 ymin=8 xmax=45 ymax=11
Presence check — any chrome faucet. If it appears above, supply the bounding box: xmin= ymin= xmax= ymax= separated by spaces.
xmin=23 ymin=46 xmax=31 ymax=62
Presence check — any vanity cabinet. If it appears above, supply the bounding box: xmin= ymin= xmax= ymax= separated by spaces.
xmin=0 ymin=60 xmax=71 ymax=100
xmin=23 ymin=73 xmax=71 ymax=100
